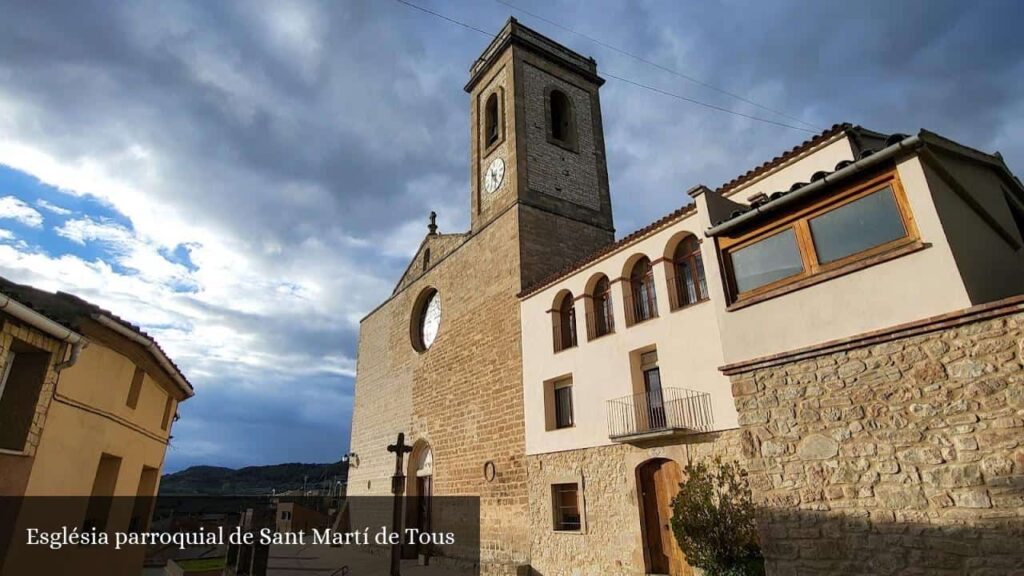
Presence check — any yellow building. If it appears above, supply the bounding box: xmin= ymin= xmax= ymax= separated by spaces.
xmin=0 ymin=276 xmax=193 ymax=574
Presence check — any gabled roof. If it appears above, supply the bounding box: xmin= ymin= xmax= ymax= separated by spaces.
xmin=0 ymin=276 xmax=193 ymax=395
xmin=392 ymin=232 xmax=470 ymax=295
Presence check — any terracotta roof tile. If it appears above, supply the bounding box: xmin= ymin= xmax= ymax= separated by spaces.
xmin=0 ymin=276 xmax=193 ymax=391
xmin=715 ymin=123 xmax=853 ymax=195
xmin=518 ymin=203 xmax=696 ymax=298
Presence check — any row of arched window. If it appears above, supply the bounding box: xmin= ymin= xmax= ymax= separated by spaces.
xmin=552 ymin=234 xmax=709 ymax=353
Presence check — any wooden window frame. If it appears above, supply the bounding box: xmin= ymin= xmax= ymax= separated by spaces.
xmin=551 ymin=293 xmax=578 ymax=353
xmin=668 ymin=236 xmax=709 ymax=311
xmin=585 ymin=277 xmax=615 ymax=341
xmin=551 ymin=482 xmax=583 ymax=532
xmin=553 ymin=380 xmax=574 ymax=429
xmin=626 ymin=258 xmax=659 ymax=326
xmin=720 ymin=170 xmax=920 ymax=306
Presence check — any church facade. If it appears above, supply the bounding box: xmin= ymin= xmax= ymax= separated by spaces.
xmin=349 ymin=17 xmax=1024 ymax=576
xmin=347 ymin=19 xmax=617 ymax=573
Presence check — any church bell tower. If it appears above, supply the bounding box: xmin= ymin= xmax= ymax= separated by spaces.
xmin=465 ymin=18 xmax=615 ymax=288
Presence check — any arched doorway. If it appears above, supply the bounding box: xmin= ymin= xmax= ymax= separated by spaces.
xmin=636 ymin=458 xmax=691 ymax=576
xmin=404 ymin=441 xmax=433 ymax=559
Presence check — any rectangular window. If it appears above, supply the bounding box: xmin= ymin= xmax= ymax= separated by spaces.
xmin=84 ymin=453 xmax=122 ymax=531
xmin=721 ymin=172 xmax=918 ymax=303
xmin=551 ymin=483 xmax=581 ymax=531
xmin=161 ymin=395 xmax=174 ymax=431
xmin=809 ymin=185 xmax=906 ymax=264
xmin=729 ymin=228 xmax=804 ymax=293
xmin=0 ymin=342 xmax=50 ymax=452
xmin=553 ymin=382 xmax=573 ymax=429
xmin=126 ymin=366 xmax=144 ymax=409
xmin=129 ymin=466 xmax=159 ymax=531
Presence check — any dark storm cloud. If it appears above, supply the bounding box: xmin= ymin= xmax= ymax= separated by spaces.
xmin=1 ymin=0 xmax=1020 ymax=470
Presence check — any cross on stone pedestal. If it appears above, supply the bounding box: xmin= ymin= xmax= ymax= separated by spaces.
xmin=386 ymin=433 xmax=413 ymax=576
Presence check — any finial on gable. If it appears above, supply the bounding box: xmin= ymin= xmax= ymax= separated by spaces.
xmin=428 ymin=211 xmax=438 ymax=235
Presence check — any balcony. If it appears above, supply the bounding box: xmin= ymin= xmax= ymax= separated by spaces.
xmin=607 ymin=388 xmax=714 ymax=442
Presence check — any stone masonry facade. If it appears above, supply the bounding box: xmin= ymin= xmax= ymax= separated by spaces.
xmin=526 ymin=430 xmax=745 ymax=576
xmin=725 ymin=298 xmax=1024 ymax=575
xmin=523 ymin=62 xmax=600 ymax=211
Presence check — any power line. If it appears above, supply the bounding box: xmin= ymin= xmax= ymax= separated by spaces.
xmin=495 ymin=0 xmax=821 ymax=131
xmin=393 ymin=0 xmax=817 ymax=134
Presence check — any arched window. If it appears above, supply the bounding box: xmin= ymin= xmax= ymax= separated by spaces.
xmin=671 ymin=236 xmax=708 ymax=309
xmin=548 ymin=89 xmax=576 ymax=147
xmin=485 ymin=92 xmax=500 ymax=146
xmin=553 ymin=291 xmax=577 ymax=352
xmin=588 ymin=275 xmax=614 ymax=339
xmin=628 ymin=257 xmax=657 ymax=325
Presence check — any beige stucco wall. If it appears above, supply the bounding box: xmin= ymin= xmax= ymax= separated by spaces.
xmin=24 ymin=331 xmax=177 ymax=497
xmin=725 ymin=135 xmax=856 ymax=201
xmin=521 ymin=210 xmax=738 ymax=456
xmin=713 ymin=155 xmax=974 ymax=365
xmin=922 ymin=150 xmax=1024 ymax=305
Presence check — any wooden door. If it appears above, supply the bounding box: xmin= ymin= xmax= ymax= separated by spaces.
xmin=638 ymin=459 xmax=690 ymax=576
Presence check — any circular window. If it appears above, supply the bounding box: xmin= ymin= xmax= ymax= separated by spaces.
xmin=411 ymin=288 xmax=442 ymax=352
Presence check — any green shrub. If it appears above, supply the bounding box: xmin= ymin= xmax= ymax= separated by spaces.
xmin=670 ymin=458 xmax=764 ymax=576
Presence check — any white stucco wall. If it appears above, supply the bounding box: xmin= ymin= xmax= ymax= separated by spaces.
xmin=520 ymin=211 xmax=738 ymax=457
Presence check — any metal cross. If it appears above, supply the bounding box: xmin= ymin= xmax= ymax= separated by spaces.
xmin=386 ymin=433 xmax=413 ymax=576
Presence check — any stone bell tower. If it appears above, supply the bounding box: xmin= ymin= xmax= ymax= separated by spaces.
xmin=465 ymin=17 xmax=615 ymax=288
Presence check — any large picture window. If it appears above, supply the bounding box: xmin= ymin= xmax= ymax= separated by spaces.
xmin=809 ymin=185 xmax=907 ymax=264
xmin=721 ymin=171 xmax=918 ymax=303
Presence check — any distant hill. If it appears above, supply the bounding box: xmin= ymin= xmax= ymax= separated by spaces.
xmin=160 ymin=460 xmax=348 ymax=496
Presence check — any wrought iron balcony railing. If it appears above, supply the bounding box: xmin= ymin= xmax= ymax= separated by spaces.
xmin=607 ymin=387 xmax=713 ymax=440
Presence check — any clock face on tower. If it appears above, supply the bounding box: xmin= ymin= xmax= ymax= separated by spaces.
xmin=483 ymin=157 xmax=505 ymax=194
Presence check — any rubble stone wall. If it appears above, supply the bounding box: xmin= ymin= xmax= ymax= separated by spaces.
xmin=725 ymin=298 xmax=1024 ymax=575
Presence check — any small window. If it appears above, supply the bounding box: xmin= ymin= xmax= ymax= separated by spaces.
xmin=161 ymin=395 xmax=174 ymax=431
xmin=552 ymin=292 xmax=577 ymax=352
xmin=548 ymin=89 xmax=576 ymax=148
xmin=730 ymin=228 xmax=804 ymax=293
xmin=587 ymin=276 xmax=614 ymax=339
xmin=423 ymin=248 xmax=431 ymax=272
xmin=670 ymin=236 xmax=709 ymax=309
xmin=551 ymin=483 xmax=581 ymax=531
xmin=127 ymin=366 xmax=144 ymax=409
xmin=485 ymin=92 xmax=500 ymax=147
xmin=627 ymin=257 xmax=658 ymax=325
xmin=721 ymin=172 xmax=918 ymax=303
xmin=553 ymin=381 xmax=574 ymax=429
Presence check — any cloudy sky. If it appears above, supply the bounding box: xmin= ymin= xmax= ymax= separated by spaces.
xmin=1 ymin=0 xmax=1021 ymax=472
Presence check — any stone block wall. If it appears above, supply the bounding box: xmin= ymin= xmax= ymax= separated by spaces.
xmin=0 ymin=318 xmax=64 ymax=496
xmin=526 ymin=430 xmax=745 ymax=576
xmin=724 ymin=298 xmax=1024 ymax=575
